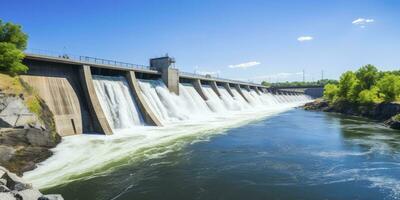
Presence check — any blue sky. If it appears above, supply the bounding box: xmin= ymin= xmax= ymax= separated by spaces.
xmin=2 ymin=0 xmax=400 ymax=83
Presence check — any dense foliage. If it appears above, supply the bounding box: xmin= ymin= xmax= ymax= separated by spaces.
xmin=0 ymin=20 xmax=28 ymax=75
xmin=323 ymin=65 xmax=400 ymax=104
xmin=262 ymin=79 xmax=338 ymax=87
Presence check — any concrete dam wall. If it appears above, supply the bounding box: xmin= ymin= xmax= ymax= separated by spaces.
xmin=22 ymin=54 xmax=311 ymax=137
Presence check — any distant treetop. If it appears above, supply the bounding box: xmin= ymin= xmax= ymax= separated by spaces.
xmin=262 ymin=79 xmax=338 ymax=88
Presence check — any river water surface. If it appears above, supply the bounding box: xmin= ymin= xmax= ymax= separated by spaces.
xmin=41 ymin=109 xmax=400 ymax=200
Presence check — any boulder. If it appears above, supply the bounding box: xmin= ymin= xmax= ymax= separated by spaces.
xmin=14 ymin=189 xmax=42 ymax=199
xmin=303 ymin=99 xmax=329 ymax=111
xmin=0 ymin=166 xmax=63 ymax=200
xmin=0 ymin=192 xmax=15 ymax=200
xmin=0 ymin=185 xmax=10 ymax=192
xmin=0 ymin=166 xmax=31 ymax=190
xmin=384 ymin=115 xmax=400 ymax=130
xmin=0 ymin=97 xmax=38 ymax=128
xmin=0 ymin=146 xmax=16 ymax=163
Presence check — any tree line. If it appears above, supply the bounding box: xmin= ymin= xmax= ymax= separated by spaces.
xmin=262 ymin=79 xmax=338 ymax=88
xmin=324 ymin=65 xmax=400 ymax=104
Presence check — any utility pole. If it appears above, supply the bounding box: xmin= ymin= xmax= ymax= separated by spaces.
xmin=321 ymin=70 xmax=324 ymax=81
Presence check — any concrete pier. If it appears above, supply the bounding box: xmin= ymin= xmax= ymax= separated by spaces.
xmin=20 ymin=75 xmax=84 ymax=136
xmin=234 ymin=84 xmax=249 ymax=102
xmin=251 ymin=86 xmax=261 ymax=95
xmin=244 ymin=85 xmax=251 ymax=92
xmin=126 ymin=71 xmax=162 ymax=126
xmin=79 ymin=65 xmax=113 ymax=135
xmin=223 ymin=83 xmax=234 ymax=97
xmin=210 ymin=81 xmax=221 ymax=97
xmin=193 ymin=79 xmax=208 ymax=100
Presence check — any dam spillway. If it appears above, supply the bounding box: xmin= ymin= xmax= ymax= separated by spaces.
xmin=21 ymin=53 xmax=312 ymax=136
xmin=93 ymin=75 xmax=146 ymax=131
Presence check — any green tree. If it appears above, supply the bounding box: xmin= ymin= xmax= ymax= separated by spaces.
xmin=0 ymin=43 xmax=27 ymax=74
xmin=377 ymin=74 xmax=400 ymax=102
xmin=0 ymin=20 xmax=28 ymax=75
xmin=261 ymin=81 xmax=271 ymax=87
xmin=323 ymin=83 xmax=339 ymax=101
xmin=338 ymin=71 xmax=359 ymax=101
xmin=0 ymin=20 xmax=28 ymax=50
xmin=355 ymin=64 xmax=378 ymax=90
xmin=358 ymin=86 xmax=381 ymax=104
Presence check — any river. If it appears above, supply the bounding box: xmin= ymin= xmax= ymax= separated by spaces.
xmin=40 ymin=109 xmax=400 ymax=200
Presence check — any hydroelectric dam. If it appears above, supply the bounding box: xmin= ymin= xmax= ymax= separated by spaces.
xmin=21 ymin=52 xmax=311 ymax=137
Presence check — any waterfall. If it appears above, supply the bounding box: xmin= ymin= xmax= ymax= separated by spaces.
xmin=202 ymin=85 xmax=227 ymax=113
xmin=93 ymin=75 xmax=145 ymax=131
xmin=138 ymin=79 xmax=215 ymax=124
xmin=179 ymin=83 xmax=213 ymax=116
xmin=94 ymin=77 xmax=312 ymax=128
xmin=240 ymin=88 xmax=260 ymax=106
xmin=218 ymin=86 xmax=243 ymax=111
xmin=258 ymin=91 xmax=276 ymax=106
xmin=138 ymin=79 xmax=187 ymax=123
xmin=231 ymin=89 xmax=252 ymax=109
xmin=249 ymin=89 xmax=264 ymax=105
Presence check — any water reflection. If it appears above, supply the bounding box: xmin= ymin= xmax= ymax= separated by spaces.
xmin=335 ymin=113 xmax=400 ymax=155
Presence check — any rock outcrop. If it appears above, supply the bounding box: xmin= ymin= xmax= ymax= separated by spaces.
xmin=384 ymin=115 xmax=400 ymax=129
xmin=0 ymin=95 xmax=40 ymax=128
xmin=0 ymin=93 xmax=60 ymax=175
xmin=0 ymin=166 xmax=63 ymax=200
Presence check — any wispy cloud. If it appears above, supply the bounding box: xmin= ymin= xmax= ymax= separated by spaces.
xmin=297 ymin=36 xmax=313 ymax=42
xmin=228 ymin=61 xmax=260 ymax=69
xmin=352 ymin=18 xmax=374 ymax=28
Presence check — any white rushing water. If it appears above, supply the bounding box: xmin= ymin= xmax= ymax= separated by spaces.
xmin=218 ymin=86 xmax=243 ymax=111
xmin=138 ymin=80 xmax=214 ymax=124
xmin=92 ymin=75 xmax=145 ymax=131
xmin=202 ymin=85 xmax=227 ymax=113
xmin=24 ymin=78 xmax=312 ymax=189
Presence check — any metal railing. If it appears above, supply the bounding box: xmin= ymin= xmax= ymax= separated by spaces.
xmin=25 ymin=48 xmax=151 ymax=71
xmin=179 ymin=71 xmax=262 ymax=86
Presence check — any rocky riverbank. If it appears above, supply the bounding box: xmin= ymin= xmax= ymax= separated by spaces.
xmin=0 ymin=74 xmax=61 ymax=175
xmin=304 ymin=99 xmax=400 ymax=130
xmin=0 ymin=166 xmax=63 ymax=200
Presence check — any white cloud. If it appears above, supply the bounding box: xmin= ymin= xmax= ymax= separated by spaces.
xmin=352 ymin=18 xmax=374 ymax=28
xmin=228 ymin=61 xmax=260 ymax=69
xmin=297 ymin=36 xmax=313 ymax=42
xmin=352 ymin=18 xmax=374 ymax=25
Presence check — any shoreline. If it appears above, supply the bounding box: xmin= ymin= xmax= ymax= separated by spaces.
xmin=303 ymin=99 xmax=400 ymax=130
